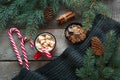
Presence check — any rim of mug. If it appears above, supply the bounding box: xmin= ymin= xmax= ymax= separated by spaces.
xmin=64 ymin=22 xmax=82 ymax=44
xmin=34 ymin=32 xmax=56 ymax=53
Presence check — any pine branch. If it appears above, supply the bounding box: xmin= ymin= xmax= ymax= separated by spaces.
xmin=95 ymin=31 xmax=116 ymax=80
xmin=26 ymin=16 xmax=38 ymax=38
xmin=76 ymin=31 xmax=120 ymax=80
xmin=48 ymin=0 xmax=59 ymax=14
xmin=0 ymin=0 xmax=59 ymax=37
xmin=13 ymin=13 xmax=28 ymax=26
xmin=93 ymin=1 xmax=109 ymax=16
xmin=76 ymin=48 xmax=97 ymax=80
xmin=0 ymin=0 xmax=27 ymax=31
xmin=82 ymin=0 xmax=96 ymax=31
xmin=61 ymin=0 xmax=109 ymax=32
xmin=0 ymin=0 xmax=109 ymax=38
xmin=94 ymin=31 xmax=119 ymax=80
xmin=0 ymin=0 xmax=13 ymax=5
xmin=38 ymin=0 xmax=47 ymax=10
xmin=110 ymin=38 xmax=120 ymax=68
xmin=82 ymin=10 xmax=95 ymax=32
xmin=26 ymin=10 xmax=45 ymax=38
xmin=103 ymin=31 xmax=117 ymax=64
xmin=102 ymin=67 xmax=114 ymax=79
xmin=112 ymin=70 xmax=120 ymax=80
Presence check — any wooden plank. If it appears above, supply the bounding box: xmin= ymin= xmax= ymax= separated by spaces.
xmin=0 ymin=1 xmax=119 ymax=80
xmin=0 ymin=0 xmax=120 ymax=60
xmin=0 ymin=29 xmax=69 ymax=60
xmin=0 ymin=61 xmax=50 ymax=80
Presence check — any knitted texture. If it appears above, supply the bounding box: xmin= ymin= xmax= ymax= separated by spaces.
xmin=12 ymin=14 xmax=120 ymax=80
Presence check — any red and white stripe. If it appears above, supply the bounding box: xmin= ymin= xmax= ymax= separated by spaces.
xmin=29 ymin=39 xmax=34 ymax=48
xmin=21 ymin=37 xmax=29 ymax=70
xmin=20 ymin=37 xmax=34 ymax=70
xmin=8 ymin=28 xmax=23 ymax=65
xmin=42 ymin=48 xmax=52 ymax=58
xmin=8 ymin=28 xmax=34 ymax=70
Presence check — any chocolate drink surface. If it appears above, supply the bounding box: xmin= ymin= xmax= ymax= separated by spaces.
xmin=35 ymin=33 xmax=56 ymax=52
xmin=65 ymin=23 xmax=86 ymax=44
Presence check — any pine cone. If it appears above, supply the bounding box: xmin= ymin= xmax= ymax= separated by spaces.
xmin=44 ymin=7 xmax=54 ymax=22
xmin=91 ymin=37 xmax=104 ymax=56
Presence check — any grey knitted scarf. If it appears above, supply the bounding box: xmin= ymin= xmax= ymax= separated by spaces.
xmin=12 ymin=14 xmax=120 ymax=80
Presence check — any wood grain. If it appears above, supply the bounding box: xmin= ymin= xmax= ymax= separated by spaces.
xmin=0 ymin=61 xmax=50 ymax=80
xmin=0 ymin=29 xmax=69 ymax=60
xmin=0 ymin=0 xmax=119 ymax=80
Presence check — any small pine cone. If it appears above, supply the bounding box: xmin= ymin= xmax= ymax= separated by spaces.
xmin=91 ymin=37 xmax=104 ymax=56
xmin=44 ymin=7 xmax=54 ymax=22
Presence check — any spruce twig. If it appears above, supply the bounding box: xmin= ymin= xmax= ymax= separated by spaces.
xmin=0 ymin=0 xmax=59 ymax=38
xmin=0 ymin=0 xmax=109 ymax=37
xmin=84 ymin=0 xmax=96 ymax=32
xmin=76 ymin=31 xmax=120 ymax=80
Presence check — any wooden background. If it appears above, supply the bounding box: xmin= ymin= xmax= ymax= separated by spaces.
xmin=0 ymin=0 xmax=120 ymax=80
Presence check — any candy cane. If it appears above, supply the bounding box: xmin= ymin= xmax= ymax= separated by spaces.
xmin=20 ymin=37 xmax=34 ymax=70
xmin=42 ymin=49 xmax=52 ymax=58
xmin=8 ymin=28 xmax=23 ymax=65
xmin=29 ymin=39 xmax=34 ymax=48
xmin=33 ymin=49 xmax=52 ymax=60
xmin=8 ymin=28 xmax=34 ymax=70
